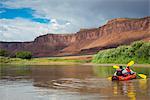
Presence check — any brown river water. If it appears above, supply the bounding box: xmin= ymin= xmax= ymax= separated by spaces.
xmin=0 ymin=65 xmax=150 ymax=100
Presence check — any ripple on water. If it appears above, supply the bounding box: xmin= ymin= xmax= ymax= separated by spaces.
xmin=34 ymin=78 xmax=113 ymax=93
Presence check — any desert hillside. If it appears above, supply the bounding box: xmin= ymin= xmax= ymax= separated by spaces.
xmin=0 ymin=16 xmax=149 ymax=57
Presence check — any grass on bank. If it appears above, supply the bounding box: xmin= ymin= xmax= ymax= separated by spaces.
xmin=0 ymin=55 xmax=92 ymax=65
xmin=92 ymin=41 xmax=150 ymax=64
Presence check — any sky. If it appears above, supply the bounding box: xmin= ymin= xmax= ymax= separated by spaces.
xmin=0 ymin=0 xmax=149 ymax=42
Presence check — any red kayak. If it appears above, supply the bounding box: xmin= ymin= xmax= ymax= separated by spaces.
xmin=112 ymin=73 xmax=136 ymax=81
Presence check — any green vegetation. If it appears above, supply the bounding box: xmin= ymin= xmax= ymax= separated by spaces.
xmin=47 ymin=58 xmax=86 ymax=63
xmin=1 ymin=41 xmax=150 ymax=65
xmin=15 ymin=51 xmax=32 ymax=59
xmin=92 ymin=41 xmax=150 ymax=64
xmin=0 ymin=57 xmax=88 ymax=65
xmin=0 ymin=49 xmax=91 ymax=65
xmin=0 ymin=49 xmax=8 ymax=57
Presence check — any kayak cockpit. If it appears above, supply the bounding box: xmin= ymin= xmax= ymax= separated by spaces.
xmin=112 ymin=73 xmax=136 ymax=81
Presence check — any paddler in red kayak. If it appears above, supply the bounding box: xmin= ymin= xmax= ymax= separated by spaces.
xmin=112 ymin=66 xmax=136 ymax=81
xmin=114 ymin=66 xmax=136 ymax=76
xmin=122 ymin=66 xmax=136 ymax=76
xmin=114 ymin=66 xmax=124 ymax=76
xmin=112 ymin=66 xmax=124 ymax=80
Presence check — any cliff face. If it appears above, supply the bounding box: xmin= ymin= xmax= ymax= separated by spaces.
xmin=0 ymin=17 xmax=150 ymax=57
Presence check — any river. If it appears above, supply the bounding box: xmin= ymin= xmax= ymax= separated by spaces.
xmin=0 ymin=65 xmax=150 ymax=100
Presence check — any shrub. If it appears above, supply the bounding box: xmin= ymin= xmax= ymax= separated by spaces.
xmin=131 ymin=41 xmax=144 ymax=51
xmin=135 ymin=42 xmax=150 ymax=58
xmin=0 ymin=49 xmax=8 ymax=57
xmin=92 ymin=41 xmax=150 ymax=64
xmin=15 ymin=51 xmax=32 ymax=59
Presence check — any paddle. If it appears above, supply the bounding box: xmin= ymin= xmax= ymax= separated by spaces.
xmin=138 ymin=74 xmax=147 ymax=79
xmin=126 ymin=61 xmax=147 ymax=79
xmin=127 ymin=61 xmax=147 ymax=79
xmin=108 ymin=65 xmax=119 ymax=80
xmin=112 ymin=61 xmax=135 ymax=69
xmin=127 ymin=60 xmax=134 ymax=67
xmin=113 ymin=65 xmax=119 ymax=69
xmin=107 ymin=77 xmax=112 ymax=80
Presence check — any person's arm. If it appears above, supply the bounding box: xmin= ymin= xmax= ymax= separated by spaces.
xmin=114 ymin=72 xmax=117 ymax=76
xmin=130 ymin=69 xmax=135 ymax=74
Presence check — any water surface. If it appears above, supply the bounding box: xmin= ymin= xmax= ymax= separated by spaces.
xmin=0 ymin=65 xmax=150 ymax=100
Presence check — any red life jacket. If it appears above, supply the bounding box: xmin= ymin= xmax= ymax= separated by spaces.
xmin=126 ymin=68 xmax=131 ymax=72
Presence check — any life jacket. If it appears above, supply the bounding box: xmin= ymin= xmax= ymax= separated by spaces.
xmin=125 ymin=68 xmax=131 ymax=75
xmin=126 ymin=68 xmax=131 ymax=72
xmin=116 ymin=69 xmax=123 ymax=76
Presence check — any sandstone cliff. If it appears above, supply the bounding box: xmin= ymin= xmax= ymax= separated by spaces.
xmin=0 ymin=17 xmax=150 ymax=57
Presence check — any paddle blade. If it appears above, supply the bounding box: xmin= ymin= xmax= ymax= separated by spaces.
xmin=113 ymin=65 xmax=119 ymax=69
xmin=108 ymin=77 xmax=112 ymax=80
xmin=138 ymin=74 xmax=147 ymax=79
xmin=127 ymin=61 xmax=134 ymax=67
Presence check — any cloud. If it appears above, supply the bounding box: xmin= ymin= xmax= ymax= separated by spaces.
xmin=0 ymin=0 xmax=111 ymax=30
xmin=0 ymin=18 xmax=72 ymax=41
xmin=0 ymin=0 xmax=149 ymax=41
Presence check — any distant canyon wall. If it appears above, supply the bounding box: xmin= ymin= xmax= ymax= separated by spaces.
xmin=0 ymin=16 xmax=150 ymax=57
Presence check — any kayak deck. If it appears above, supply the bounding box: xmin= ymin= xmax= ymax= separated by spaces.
xmin=112 ymin=73 xmax=136 ymax=81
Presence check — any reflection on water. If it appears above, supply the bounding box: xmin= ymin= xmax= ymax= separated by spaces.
xmin=0 ymin=65 xmax=150 ymax=100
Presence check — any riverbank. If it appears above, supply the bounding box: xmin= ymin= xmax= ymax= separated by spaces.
xmin=1 ymin=55 xmax=150 ymax=67
xmin=0 ymin=55 xmax=93 ymax=66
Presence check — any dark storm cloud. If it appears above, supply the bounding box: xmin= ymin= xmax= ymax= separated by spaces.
xmin=98 ymin=0 xmax=149 ymax=18
xmin=70 ymin=0 xmax=149 ymax=19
